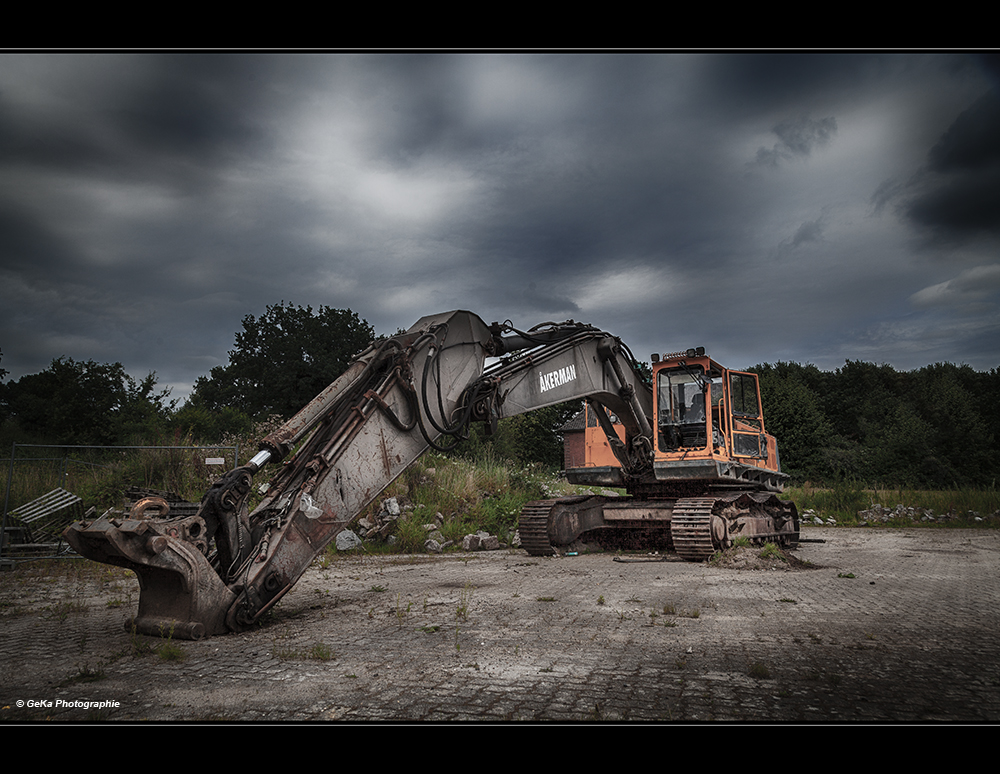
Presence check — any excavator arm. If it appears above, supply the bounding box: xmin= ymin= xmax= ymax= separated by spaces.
xmin=483 ymin=319 xmax=653 ymax=478
xmin=65 ymin=310 xmax=652 ymax=639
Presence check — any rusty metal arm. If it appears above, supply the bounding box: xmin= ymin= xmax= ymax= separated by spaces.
xmin=478 ymin=321 xmax=654 ymax=476
xmin=65 ymin=310 xmax=496 ymax=639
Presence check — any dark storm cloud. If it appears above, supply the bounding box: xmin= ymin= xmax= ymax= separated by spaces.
xmin=907 ymin=88 xmax=1000 ymax=237
xmin=928 ymin=89 xmax=1000 ymax=171
xmin=869 ymin=176 xmax=906 ymax=216
xmin=351 ymin=57 xmax=698 ymax=309
xmin=0 ymin=55 xmax=273 ymax=185
xmin=0 ymin=102 xmax=111 ymax=171
xmin=1 ymin=53 xmax=998 ymax=401
xmin=907 ymin=165 xmax=1000 ymax=235
xmin=0 ymin=203 xmax=74 ymax=273
xmin=111 ymin=56 xmax=269 ymax=157
xmin=702 ymin=52 xmax=891 ymax=114
xmin=355 ymin=55 xmax=487 ymax=162
xmin=872 ymin=86 xmax=1000 ymax=243
xmin=441 ymin=56 xmax=754 ymax=289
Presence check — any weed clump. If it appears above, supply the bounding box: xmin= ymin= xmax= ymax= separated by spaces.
xmin=748 ymin=661 xmax=771 ymax=679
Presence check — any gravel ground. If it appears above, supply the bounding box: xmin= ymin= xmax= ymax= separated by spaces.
xmin=2 ymin=525 xmax=999 ymax=723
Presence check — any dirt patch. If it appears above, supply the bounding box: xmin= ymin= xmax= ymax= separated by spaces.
xmin=708 ymin=541 xmax=817 ymax=571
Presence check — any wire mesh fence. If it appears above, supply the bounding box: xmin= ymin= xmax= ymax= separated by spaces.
xmin=1 ymin=443 xmax=240 ymax=560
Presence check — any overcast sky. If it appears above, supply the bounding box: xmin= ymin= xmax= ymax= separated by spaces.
xmin=2 ymin=52 xmax=999 ymax=402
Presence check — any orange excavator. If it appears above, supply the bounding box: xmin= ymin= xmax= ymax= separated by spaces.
xmin=65 ymin=310 xmax=797 ymax=639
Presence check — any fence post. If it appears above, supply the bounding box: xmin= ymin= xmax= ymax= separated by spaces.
xmin=1 ymin=442 xmax=16 ymax=558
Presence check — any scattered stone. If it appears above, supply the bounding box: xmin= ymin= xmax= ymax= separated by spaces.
xmin=352 ymin=494 xmax=507 ymax=554
xmin=336 ymin=530 xmax=362 ymax=551
xmin=383 ymin=497 xmax=401 ymax=517
xmin=462 ymin=530 xmax=500 ymax=551
xmin=855 ymin=504 xmax=999 ymax=524
xmin=480 ymin=534 xmax=500 ymax=550
xmin=354 ymin=497 xmax=406 ymax=539
xmin=463 ymin=533 xmax=482 ymax=551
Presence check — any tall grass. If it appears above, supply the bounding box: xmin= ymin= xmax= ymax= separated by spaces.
xmin=2 ymin=417 xmax=286 ymax=519
xmin=12 ymin=431 xmax=994 ymax=561
xmin=785 ymin=480 xmax=868 ymax=522
xmin=5 ymin=435 xmax=583 ymax=556
xmin=2 ymin=443 xmax=240 ymax=516
xmin=786 ymin=480 xmax=999 ymax=524
xmin=353 ymin=449 xmax=597 ymax=552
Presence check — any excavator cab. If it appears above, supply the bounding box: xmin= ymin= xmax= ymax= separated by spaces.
xmin=649 ymin=348 xmax=783 ymax=490
xmin=549 ymin=346 xmax=796 ymax=561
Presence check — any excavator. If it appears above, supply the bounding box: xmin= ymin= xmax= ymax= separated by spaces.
xmin=64 ymin=310 xmax=798 ymax=640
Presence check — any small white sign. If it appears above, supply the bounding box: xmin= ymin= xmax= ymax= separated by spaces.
xmin=205 ymin=457 xmax=226 ymax=465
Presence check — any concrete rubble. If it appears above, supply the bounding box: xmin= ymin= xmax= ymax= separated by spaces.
xmin=340 ymin=496 xmax=510 ymax=554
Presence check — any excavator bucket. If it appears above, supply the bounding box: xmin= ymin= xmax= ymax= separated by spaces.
xmin=65 ymin=511 xmax=235 ymax=640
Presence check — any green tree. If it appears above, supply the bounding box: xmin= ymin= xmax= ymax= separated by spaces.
xmin=746 ymin=358 xmax=1000 ymax=487
xmin=452 ymin=401 xmax=580 ymax=468
xmin=188 ymin=303 xmax=375 ymax=419
xmin=906 ymin=363 xmax=996 ymax=486
xmin=860 ymin=401 xmax=937 ymax=487
xmin=752 ymin=363 xmax=835 ymax=481
xmin=0 ymin=349 xmax=9 ymax=428
xmin=1 ymin=357 xmax=174 ymax=445
xmin=170 ymin=403 xmax=256 ymax=445
xmin=827 ymin=360 xmax=902 ymax=445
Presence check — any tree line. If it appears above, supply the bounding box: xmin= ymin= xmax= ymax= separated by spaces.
xmin=2 ymin=304 xmax=997 ymax=487
xmin=0 ymin=303 xmax=370 ymax=449
xmin=751 ymin=360 xmax=1000 ymax=488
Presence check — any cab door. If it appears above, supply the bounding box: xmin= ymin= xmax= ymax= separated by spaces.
xmin=725 ymin=371 xmax=766 ymax=459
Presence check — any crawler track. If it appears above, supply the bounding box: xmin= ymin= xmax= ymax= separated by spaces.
xmin=518 ymin=500 xmax=560 ymax=556
xmin=670 ymin=497 xmax=719 ymax=561
xmin=519 ymin=491 xmax=799 ymax=562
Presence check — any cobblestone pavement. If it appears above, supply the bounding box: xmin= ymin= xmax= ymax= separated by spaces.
xmin=2 ymin=526 xmax=999 ymax=722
